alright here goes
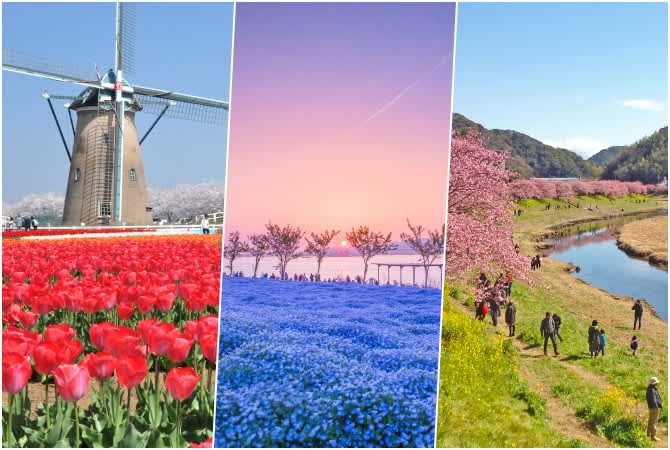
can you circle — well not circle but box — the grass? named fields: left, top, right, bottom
left=436, top=290, right=577, bottom=447
left=618, top=215, right=668, bottom=268
left=438, top=194, right=668, bottom=447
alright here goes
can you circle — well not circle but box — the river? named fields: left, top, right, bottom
left=546, top=213, right=668, bottom=320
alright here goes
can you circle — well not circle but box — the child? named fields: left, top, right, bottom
left=599, top=329, right=606, bottom=356
left=630, top=335, right=639, bottom=356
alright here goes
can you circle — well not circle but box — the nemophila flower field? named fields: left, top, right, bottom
left=215, top=277, right=441, bottom=447
left=2, top=235, right=221, bottom=448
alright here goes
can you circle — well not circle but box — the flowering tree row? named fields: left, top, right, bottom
left=224, top=221, right=444, bottom=287
left=446, top=133, right=529, bottom=282
left=510, top=179, right=667, bottom=201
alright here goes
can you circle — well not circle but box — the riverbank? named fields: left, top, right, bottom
left=514, top=195, right=668, bottom=446
left=617, top=215, right=668, bottom=270
left=438, top=194, right=668, bottom=447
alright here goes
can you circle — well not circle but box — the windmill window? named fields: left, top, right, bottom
left=74, top=168, right=81, bottom=182
left=129, top=168, right=137, bottom=181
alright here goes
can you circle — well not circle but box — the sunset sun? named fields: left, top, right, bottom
left=340, top=240, right=348, bottom=247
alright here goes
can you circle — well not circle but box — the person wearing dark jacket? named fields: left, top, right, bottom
left=505, top=300, right=517, bottom=337
left=490, top=300, right=501, bottom=327
left=646, top=377, right=663, bottom=441
left=633, top=300, right=644, bottom=330
left=540, top=312, right=559, bottom=356
left=552, top=313, right=563, bottom=342
left=588, top=320, right=600, bottom=358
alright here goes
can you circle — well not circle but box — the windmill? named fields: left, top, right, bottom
left=3, top=3, right=228, bottom=226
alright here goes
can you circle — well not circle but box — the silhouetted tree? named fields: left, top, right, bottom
left=265, top=223, right=304, bottom=279
left=400, top=219, right=444, bottom=287
left=346, top=226, right=397, bottom=282
left=224, top=231, right=249, bottom=275
left=248, top=233, right=270, bottom=278
left=304, top=229, right=339, bottom=278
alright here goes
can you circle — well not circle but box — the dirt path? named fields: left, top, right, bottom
left=453, top=298, right=669, bottom=447
left=517, top=356, right=612, bottom=448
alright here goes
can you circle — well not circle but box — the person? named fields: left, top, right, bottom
left=490, top=299, right=500, bottom=327
left=588, top=320, right=600, bottom=358
left=30, top=216, right=38, bottom=230
left=200, top=215, right=210, bottom=235
left=552, top=313, right=564, bottom=342
left=505, top=300, right=517, bottom=337
left=632, top=300, right=644, bottom=330
left=630, top=335, right=639, bottom=356
left=540, top=312, right=559, bottom=356
left=22, top=216, right=31, bottom=231
left=598, top=329, right=606, bottom=356
left=646, top=377, right=663, bottom=441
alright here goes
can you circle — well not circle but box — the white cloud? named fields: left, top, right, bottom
left=617, top=99, right=665, bottom=112
left=543, top=137, right=609, bottom=158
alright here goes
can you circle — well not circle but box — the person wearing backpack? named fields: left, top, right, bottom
left=588, top=320, right=600, bottom=358
left=552, top=313, right=563, bottom=342
left=630, top=335, right=639, bottom=356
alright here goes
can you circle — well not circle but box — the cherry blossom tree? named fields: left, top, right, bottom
left=447, top=132, right=529, bottom=282
left=224, top=231, right=249, bottom=276
left=346, top=226, right=397, bottom=283
left=265, top=223, right=304, bottom=279
left=400, top=220, right=444, bottom=288
left=248, top=234, right=270, bottom=278
left=149, top=181, right=225, bottom=222
left=304, top=229, right=339, bottom=278
left=3, top=192, right=64, bottom=218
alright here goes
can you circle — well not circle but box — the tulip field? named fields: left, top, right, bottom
left=2, top=234, right=221, bottom=447
left=215, top=277, right=441, bottom=447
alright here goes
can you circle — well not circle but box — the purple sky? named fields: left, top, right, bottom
left=226, top=3, right=456, bottom=238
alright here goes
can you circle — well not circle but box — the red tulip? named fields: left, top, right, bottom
left=156, top=292, right=175, bottom=312
left=30, top=295, right=53, bottom=316
left=117, top=302, right=134, bottom=320
left=104, top=327, right=139, bottom=357
left=114, top=352, right=148, bottom=388
left=165, top=367, right=199, bottom=401
left=89, top=322, right=115, bottom=350
left=136, top=295, right=156, bottom=314
left=167, top=332, right=194, bottom=364
left=2, top=353, right=32, bottom=394
left=97, top=293, right=117, bottom=314
left=199, top=333, right=217, bottom=363
left=44, top=323, right=75, bottom=342
left=147, top=323, right=176, bottom=356
left=197, top=316, right=218, bottom=342
left=18, top=310, right=37, bottom=329
left=33, top=341, right=64, bottom=375
left=81, top=352, right=115, bottom=380
left=62, top=339, right=84, bottom=364
left=189, top=437, right=213, bottom=448
left=53, top=364, right=89, bottom=402
left=137, top=319, right=158, bottom=344
left=183, top=320, right=198, bottom=341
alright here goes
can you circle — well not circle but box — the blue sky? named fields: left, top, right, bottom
left=454, top=2, right=668, bottom=158
left=2, top=2, right=233, bottom=202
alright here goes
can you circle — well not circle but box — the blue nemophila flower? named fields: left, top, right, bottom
left=215, top=278, right=440, bottom=447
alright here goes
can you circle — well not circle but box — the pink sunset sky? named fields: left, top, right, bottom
left=225, top=3, right=456, bottom=237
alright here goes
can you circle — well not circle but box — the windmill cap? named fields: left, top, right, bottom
left=650, top=377, right=660, bottom=385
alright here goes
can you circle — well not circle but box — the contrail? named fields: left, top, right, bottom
left=365, top=54, right=449, bottom=123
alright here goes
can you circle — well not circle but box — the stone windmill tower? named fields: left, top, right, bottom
left=3, top=3, right=228, bottom=226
